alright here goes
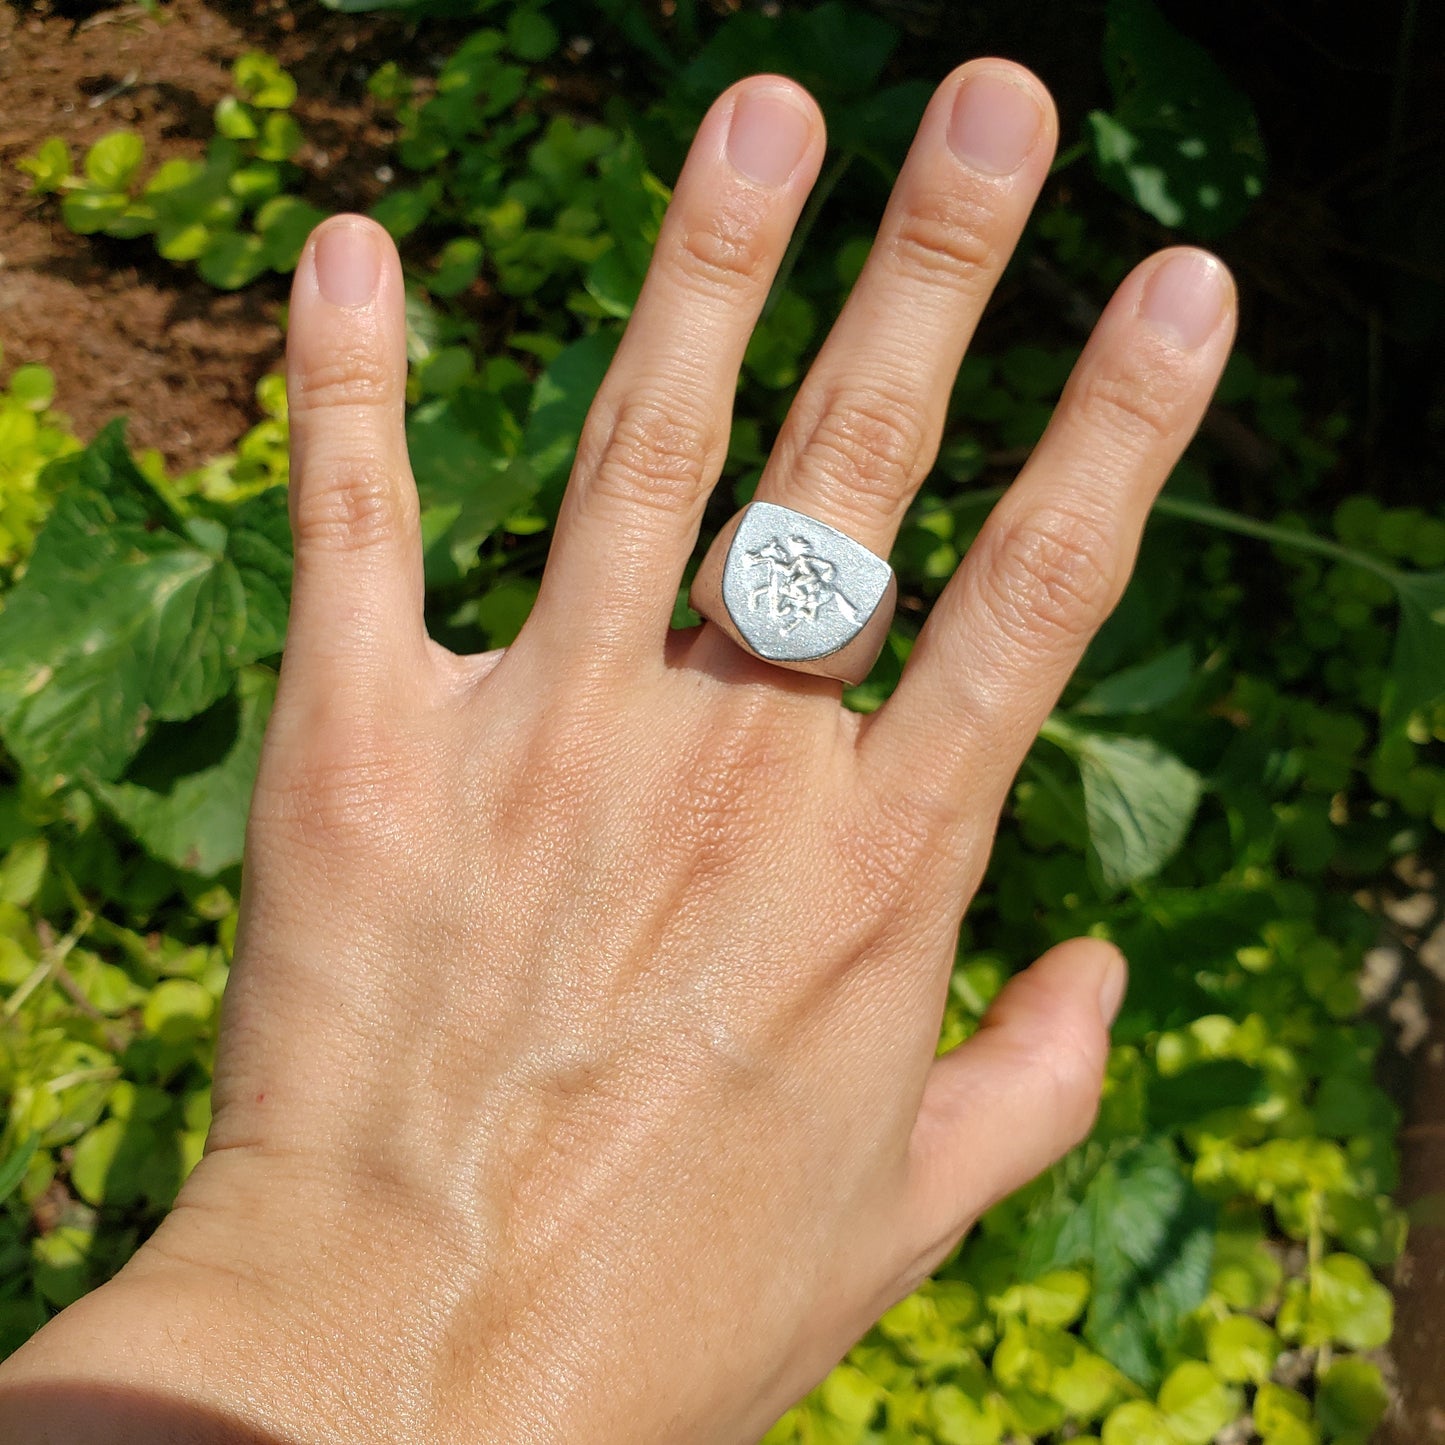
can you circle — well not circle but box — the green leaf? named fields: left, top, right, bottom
left=1030, top=1138, right=1215, bottom=1388
left=0, top=1135, right=39, bottom=1204
left=1254, top=1383, right=1318, bottom=1445
left=0, top=836, right=48, bottom=906
left=214, top=96, right=260, bottom=141
left=143, top=977, right=215, bottom=1042
left=1147, top=1059, right=1268, bottom=1128
left=83, top=130, right=145, bottom=191
left=1077, top=645, right=1193, bottom=715
left=930, top=1383, right=1005, bottom=1444
left=8, top=364, right=56, bottom=412
left=1089, top=0, right=1266, bottom=236
left=232, top=51, right=298, bottom=109
left=1205, top=1313, right=1280, bottom=1384
left=93, top=667, right=275, bottom=875
left=197, top=229, right=269, bottom=289
left=1384, top=568, right=1445, bottom=724
left=370, top=182, right=442, bottom=240
left=17, top=136, right=72, bottom=193
left=428, top=236, right=485, bottom=298
left=254, top=111, right=304, bottom=162
left=60, top=188, right=131, bottom=235
left=744, top=291, right=818, bottom=390
left=522, top=329, right=621, bottom=514
left=1101, top=1400, right=1174, bottom=1445
left=1043, top=718, right=1204, bottom=889
left=1309, top=1254, right=1393, bottom=1350
left=506, top=8, right=559, bottom=60
left=0, top=423, right=290, bottom=791
left=408, top=397, right=534, bottom=584
left=1316, top=1357, right=1389, bottom=1437
left=1157, top=1360, right=1242, bottom=1444
left=254, top=195, right=328, bottom=272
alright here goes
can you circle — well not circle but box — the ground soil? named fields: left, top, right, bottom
left=0, top=0, right=413, bottom=470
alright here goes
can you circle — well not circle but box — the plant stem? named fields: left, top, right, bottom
left=763, top=149, right=855, bottom=320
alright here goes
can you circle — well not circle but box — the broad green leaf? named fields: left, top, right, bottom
left=1157, top=1360, right=1242, bottom=1444
left=429, top=236, right=485, bottom=298
left=1205, top=1313, right=1279, bottom=1384
left=0, top=836, right=47, bottom=906
left=1090, top=0, right=1265, bottom=235
left=254, top=112, right=304, bottom=163
left=1316, top=1357, right=1388, bottom=1437
left=1147, top=1059, right=1267, bottom=1128
left=0, top=1135, right=38, bottom=1203
left=1253, top=1383, right=1318, bottom=1445
left=213, top=96, right=259, bottom=140
left=254, top=195, right=328, bottom=272
left=370, top=182, right=442, bottom=240
left=1309, top=1254, right=1393, bottom=1349
left=522, top=329, right=621, bottom=513
left=929, top=1384, right=1004, bottom=1445
left=506, top=8, right=558, bottom=60
left=83, top=130, right=145, bottom=191
left=1043, top=718, right=1204, bottom=889
left=197, top=229, right=269, bottom=289
left=143, top=978, right=214, bottom=1042
left=1101, top=1400, right=1173, bottom=1445
left=6, top=364, right=54, bottom=412
left=93, top=667, right=275, bottom=875
left=17, top=136, right=71, bottom=193
left=1033, top=1138, right=1215, bottom=1388
left=408, top=397, right=533, bottom=585
left=1384, top=568, right=1445, bottom=724
left=1076, top=645, right=1193, bottom=715
left=0, top=422, right=290, bottom=790
left=60, top=188, right=130, bottom=235
left=232, top=51, right=298, bottom=109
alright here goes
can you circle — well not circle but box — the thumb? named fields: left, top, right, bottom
left=897, top=938, right=1125, bottom=1284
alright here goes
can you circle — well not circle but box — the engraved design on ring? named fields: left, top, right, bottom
left=689, top=501, right=898, bottom=685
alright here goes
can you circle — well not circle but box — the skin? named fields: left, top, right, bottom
left=0, top=62, right=1235, bottom=1445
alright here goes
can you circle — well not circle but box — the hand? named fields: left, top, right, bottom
left=0, top=60, right=1234, bottom=1445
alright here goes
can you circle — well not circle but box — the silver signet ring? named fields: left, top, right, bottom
left=689, top=502, right=897, bottom=686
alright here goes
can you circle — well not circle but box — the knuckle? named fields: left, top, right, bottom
left=290, top=342, right=397, bottom=414
left=833, top=777, right=956, bottom=922
left=887, top=190, right=999, bottom=290
left=976, top=502, right=1122, bottom=649
left=670, top=197, right=774, bottom=294
left=584, top=392, right=721, bottom=519
left=290, top=453, right=414, bottom=554
left=795, top=386, right=930, bottom=518
left=1072, top=366, right=1179, bottom=455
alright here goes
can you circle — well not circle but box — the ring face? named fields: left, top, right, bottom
left=720, top=502, right=894, bottom=665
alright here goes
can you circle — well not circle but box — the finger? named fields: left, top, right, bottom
left=751, top=61, right=1055, bottom=556
left=526, top=78, right=825, bottom=668
left=864, top=247, right=1236, bottom=812
left=284, top=215, right=425, bottom=693
left=896, top=939, right=1123, bottom=1281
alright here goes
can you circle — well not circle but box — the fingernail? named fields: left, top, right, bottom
left=948, top=71, right=1043, bottom=176
left=1140, top=251, right=1229, bottom=350
left=1098, top=951, right=1128, bottom=1028
left=314, top=221, right=382, bottom=308
left=727, top=88, right=812, bottom=188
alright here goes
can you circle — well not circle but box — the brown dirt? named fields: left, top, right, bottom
left=1378, top=865, right=1445, bottom=1444
left=0, top=0, right=415, bottom=472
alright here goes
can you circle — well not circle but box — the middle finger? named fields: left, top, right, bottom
left=751, top=60, right=1056, bottom=555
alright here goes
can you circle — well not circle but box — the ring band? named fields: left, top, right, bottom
left=689, top=501, right=897, bottom=685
